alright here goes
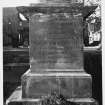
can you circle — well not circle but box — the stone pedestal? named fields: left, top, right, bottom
left=6, top=0, right=98, bottom=105
left=6, top=87, right=98, bottom=105
left=22, top=70, right=92, bottom=99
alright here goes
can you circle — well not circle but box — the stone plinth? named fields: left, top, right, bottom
left=19, top=1, right=96, bottom=99
left=6, top=87, right=98, bottom=105
left=22, top=70, right=92, bottom=98
left=6, top=1, right=98, bottom=105
left=20, top=2, right=90, bottom=98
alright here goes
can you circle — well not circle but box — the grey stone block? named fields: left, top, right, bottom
left=15, top=2, right=98, bottom=105
left=6, top=87, right=98, bottom=105
left=29, top=12, right=84, bottom=72
left=21, top=70, right=92, bottom=98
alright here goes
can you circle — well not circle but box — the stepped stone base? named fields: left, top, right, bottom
left=6, top=87, right=98, bottom=105
left=22, top=70, right=92, bottom=98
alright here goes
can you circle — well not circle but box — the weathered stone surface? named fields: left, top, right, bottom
left=30, top=13, right=83, bottom=72
left=21, top=70, right=92, bottom=98
left=15, top=2, right=98, bottom=105
left=6, top=87, right=98, bottom=105
left=17, top=3, right=83, bottom=16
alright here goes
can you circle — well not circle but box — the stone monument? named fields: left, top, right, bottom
left=6, top=0, right=98, bottom=105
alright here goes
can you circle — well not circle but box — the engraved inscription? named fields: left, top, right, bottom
left=30, top=13, right=83, bottom=71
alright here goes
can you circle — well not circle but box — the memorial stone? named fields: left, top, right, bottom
left=19, top=1, right=93, bottom=98
left=6, top=0, right=98, bottom=105
left=30, top=9, right=84, bottom=72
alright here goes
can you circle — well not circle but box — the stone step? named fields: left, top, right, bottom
left=21, top=70, right=92, bottom=98
left=6, top=87, right=98, bottom=105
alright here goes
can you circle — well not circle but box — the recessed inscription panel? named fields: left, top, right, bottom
left=30, top=13, right=83, bottom=71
